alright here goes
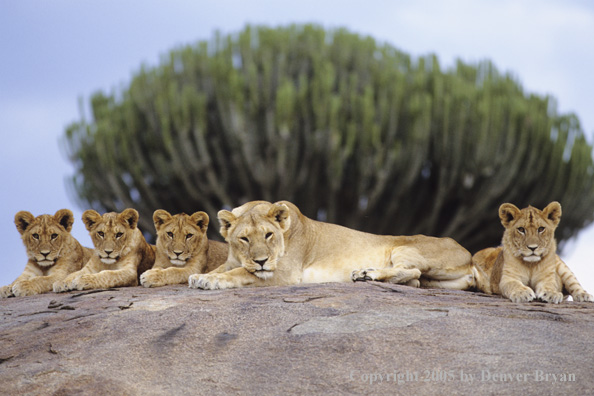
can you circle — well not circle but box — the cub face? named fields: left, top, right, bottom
left=82, top=208, right=139, bottom=265
left=499, top=201, right=561, bottom=263
left=218, top=203, right=291, bottom=279
left=153, top=210, right=209, bottom=266
left=15, top=209, right=75, bottom=267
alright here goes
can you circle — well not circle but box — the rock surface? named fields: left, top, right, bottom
left=1, top=282, right=593, bottom=395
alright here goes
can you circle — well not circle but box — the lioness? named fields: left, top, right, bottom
left=53, top=208, right=155, bottom=292
left=140, top=210, right=228, bottom=287
left=1, top=209, right=93, bottom=297
left=472, top=202, right=592, bottom=303
left=189, top=200, right=475, bottom=290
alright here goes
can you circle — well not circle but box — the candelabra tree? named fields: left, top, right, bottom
left=63, top=24, right=594, bottom=252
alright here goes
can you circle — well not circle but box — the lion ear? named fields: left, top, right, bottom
left=153, top=209, right=172, bottom=231
left=218, top=210, right=237, bottom=239
left=268, top=203, right=291, bottom=232
left=14, top=211, right=35, bottom=235
left=119, top=208, right=139, bottom=229
left=543, top=201, right=562, bottom=227
left=82, top=210, right=102, bottom=231
left=191, top=211, right=209, bottom=233
left=499, top=203, right=521, bottom=228
left=54, top=209, right=74, bottom=233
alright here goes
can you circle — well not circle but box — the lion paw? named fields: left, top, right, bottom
left=71, top=275, right=97, bottom=291
left=12, top=280, right=43, bottom=297
left=507, top=287, right=536, bottom=303
left=351, top=268, right=377, bottom=282
left=537, top=290, right=564, bottom=304
left=405, top=279, right=421, bottom=288
left=189, top=274, right=233, bottom=290
left=140, top=269, right=166, bottom=288
left=572, top=291, right=594, bottom=302
left=0, top=285, right=14, bottom=298
left=53, top=279, right=74, bottom=293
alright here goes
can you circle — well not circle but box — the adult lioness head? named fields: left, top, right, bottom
left=153, top=209, right=209, bottom=266
left=82, top=208, right=140, bottom=265
left=15, top=209, right=75, bottom=267
left=218, top=202, right=291, bottom=279
left=499, top=201, right=561, bottom=263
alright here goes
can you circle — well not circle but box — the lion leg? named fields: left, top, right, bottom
left=500, top=276, right=535, bottom=303
left=351, top=267, right=422, bottom=284
left=189, top=266, right=262, bottom=290
left=555, top=257, right=593, bottom=302
left=0, top=284, right=14, bottom=298
left=532, top=270, right=563, bottom=304
left=417, top=264, right=476, bottom=290
left=419, top=276, right=474, bottom=290
left=53, top=263, right=95, bottom=292
left=352, top=246, right=428, bottom=284
left=12, top=276, right=55, bottom=297
left=140, top=266, right=195, bottom=288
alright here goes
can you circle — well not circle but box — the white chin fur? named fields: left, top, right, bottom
left=101, top=258, right=117, bottom=265
left=523, top=255, right=541, bottom=263
left=37, top=260, right=55, bottom=266
left=170, top=259, right=186, bottom=266
left=254, top=270, right=274, bottom=280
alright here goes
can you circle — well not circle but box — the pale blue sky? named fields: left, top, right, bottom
left=1, top=0, right=593, bottom=292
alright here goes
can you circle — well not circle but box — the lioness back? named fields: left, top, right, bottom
left=472, top=202, right=592, bottom=303
left=1, top=209, right=92, bottom=298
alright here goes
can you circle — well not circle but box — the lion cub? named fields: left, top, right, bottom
left=472, top=202, right=592, bottom=303
left=1, top=209, right=93, bottom=297
left=53, top=208, right=155, bottom=292
left=139, top=210, right=228, bottom=287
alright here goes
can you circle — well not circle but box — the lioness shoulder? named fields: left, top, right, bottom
left=1, top=209, right=93, bottom=298
left=472, top=202, right=592, bottom=303
left=53, top=208, right=155, bottom=292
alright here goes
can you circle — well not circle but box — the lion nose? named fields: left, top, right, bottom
left=173, top=250, right=183, bottom=258
left=104, top=248, right=113, bottom=255
left=40, top=250, right=50, bottom=257
left=527, top=245, right=538, bottom=252
left=254, top=258, right=268, bottom=267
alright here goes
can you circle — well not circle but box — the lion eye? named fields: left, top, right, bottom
left=240, top=237, right=249, bottom=243
left=538, top=227, right=545, bottom=233
left=167, top=232, right=174, bottom=238
left=517, top=227, right=525, bottom=235
left=32, top=233, right=40, bottom=240
left=115, top=232, right=124, bottom=239
left=51, top=233, right=58, bottom=240
left=186, top=233, right=193, bottom=240
left=97, top=231, right=104, bottom=238
left=265, top=232, right=273, bottom=239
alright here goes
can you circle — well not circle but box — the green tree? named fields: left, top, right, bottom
left=63, top=24, right=594, bottom=252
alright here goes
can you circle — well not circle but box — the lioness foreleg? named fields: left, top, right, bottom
left=189, top=267, right=262, bottom=290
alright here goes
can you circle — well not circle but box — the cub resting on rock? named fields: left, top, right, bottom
left=1, top=209, right=93, bottom=297
left=53, top=209, right=155, bottom=292
left=189, top=200, right=475, bottom=290
left=472, top=202, right=592, bottom=303
left=140, top=210, right=228, bottom=287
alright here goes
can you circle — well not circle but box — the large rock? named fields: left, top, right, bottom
left=1, top=282, right=592, bottom=395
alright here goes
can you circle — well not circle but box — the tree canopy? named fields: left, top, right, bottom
left=63, top=24, right=594, bottom=252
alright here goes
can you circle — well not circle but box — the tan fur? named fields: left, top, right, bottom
left=472, top=202, right=593, bottom=303
left=189, top=200, right=474, bottom=290
left=1, top=210, right=93, bottom=298
left=53, top=209, right=156, bottom=292
left=139, top=210, right=228, bottom=287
